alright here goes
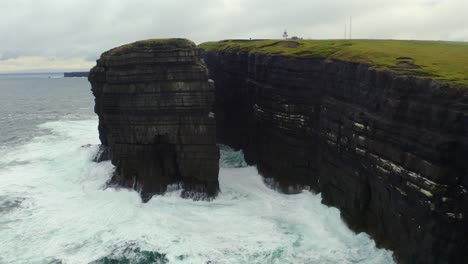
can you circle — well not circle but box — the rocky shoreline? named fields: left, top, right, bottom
left=87, top=38, right=466, bottom=264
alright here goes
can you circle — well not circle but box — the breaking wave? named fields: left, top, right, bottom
left=0, top=119, right=395, bottom=264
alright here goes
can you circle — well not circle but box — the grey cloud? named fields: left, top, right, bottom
left=0, top=0, right=466, bottom=67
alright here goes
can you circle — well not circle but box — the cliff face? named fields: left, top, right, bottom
left=202, top=51, right=467, bottom=264
left=88, top=39, right=219, bottom=202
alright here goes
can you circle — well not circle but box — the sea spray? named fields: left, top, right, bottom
left=0, top=119, right=395, bottom=264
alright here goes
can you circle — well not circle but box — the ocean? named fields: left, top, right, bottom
left=0, top=73, right=395, bottom=264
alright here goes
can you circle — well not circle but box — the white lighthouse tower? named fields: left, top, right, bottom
left=282, top=29, right=288, bottom=40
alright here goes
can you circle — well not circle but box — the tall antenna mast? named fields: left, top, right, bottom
left=349, top=16, right=352, bottom=39
left=344, top=24, right=347, bottom=39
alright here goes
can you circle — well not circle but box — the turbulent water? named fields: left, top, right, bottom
left=0, top=74, right=395, bottom=264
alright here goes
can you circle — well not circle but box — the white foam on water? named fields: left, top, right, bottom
left=0, top=119, right=395, bottom=264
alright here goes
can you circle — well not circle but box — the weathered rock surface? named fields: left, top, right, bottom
left=89, top=39, right=219, bottom=202
left=202, top=50, right=467, bottom=264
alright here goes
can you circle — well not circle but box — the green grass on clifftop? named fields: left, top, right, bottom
left=199, top=39, right=468, bottom=86
left=101, top=38, right=195, bottom=59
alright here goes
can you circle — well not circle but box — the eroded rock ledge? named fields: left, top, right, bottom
left=89, top=39, right=219, bottom=202
left=201, top=50, right=467, bottom=264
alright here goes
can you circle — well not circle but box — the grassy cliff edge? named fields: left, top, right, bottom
left=199, top=39, right=468, bottom=86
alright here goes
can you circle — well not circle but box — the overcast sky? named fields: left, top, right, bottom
left=1, top=0, right=467, bottom=72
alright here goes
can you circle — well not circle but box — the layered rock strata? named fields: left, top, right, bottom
left=89, top=39, right=219, bottom=202
left=202, top=50, right=467, bottom=264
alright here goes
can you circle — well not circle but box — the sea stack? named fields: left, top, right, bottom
left=88, top=38, right=219, bottom=202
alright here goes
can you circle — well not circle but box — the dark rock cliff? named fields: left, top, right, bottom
left=202, top=50, right=467, bottom=264
left=88, top=39, right=219, bottom=202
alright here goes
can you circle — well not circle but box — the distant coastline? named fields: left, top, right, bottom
left=64, top=71, right=89, bottom=77
left=0, top=72, right=63, bottom=79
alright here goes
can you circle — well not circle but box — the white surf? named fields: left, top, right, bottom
left=0, top=119, right=395, bottom=264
